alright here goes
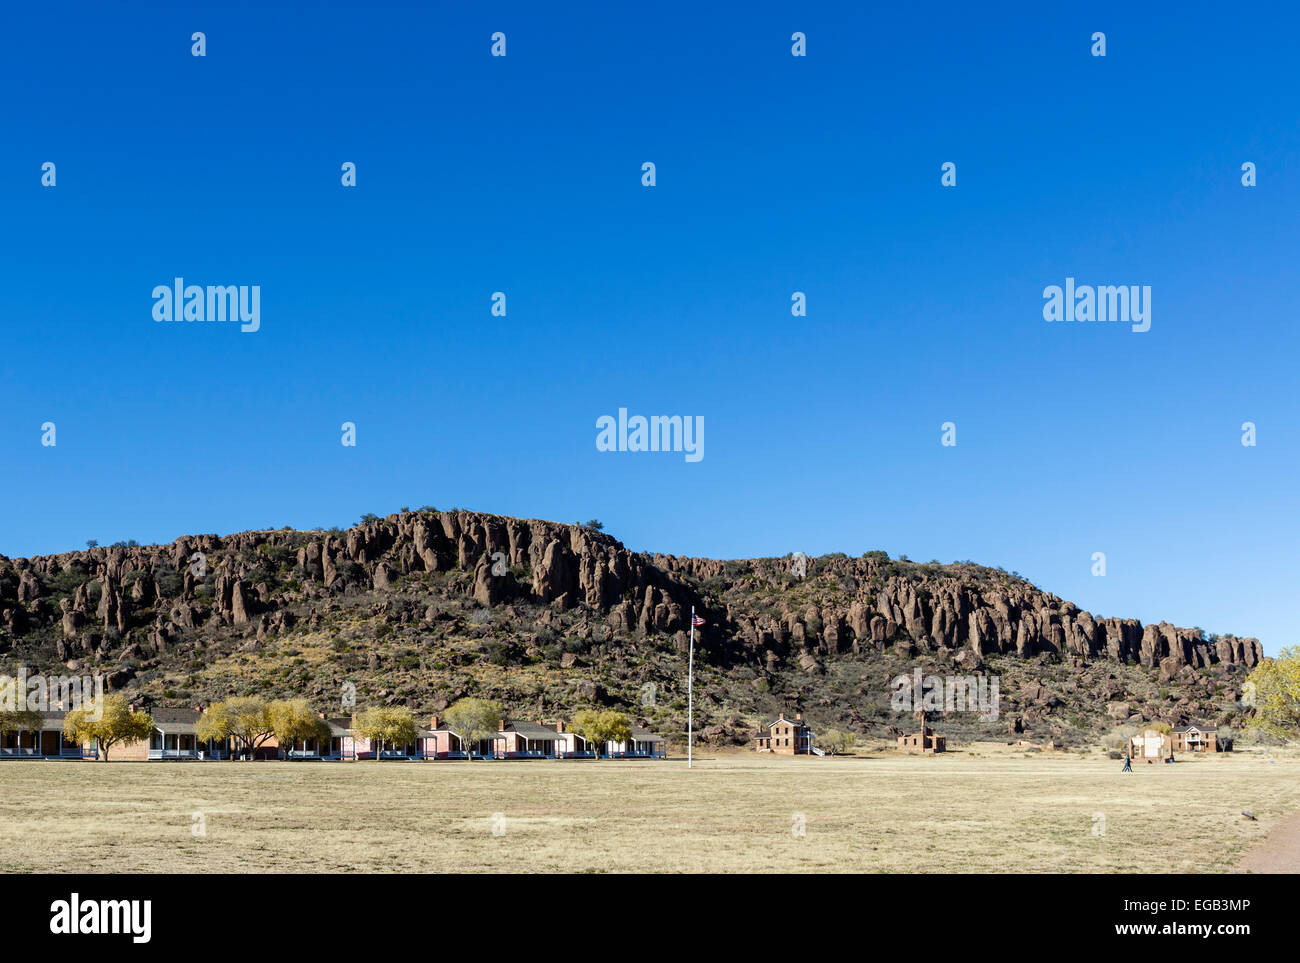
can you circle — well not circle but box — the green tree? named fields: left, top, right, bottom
left=569, top=709, right=631, bottom=759
left=268, top=699, right=331, bottom=758
left=1246, top=645, right=1300, bottom=741
left=352, top=706, right=417, bottom=757
left=444, top=698, right=502, bottom=760
left=63, top=695, right=153, bottom=762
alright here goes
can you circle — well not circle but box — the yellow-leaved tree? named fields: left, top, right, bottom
left=196, top=696, right=276, bottom=760
left=352, top=706, right=417, bottom=757
left=569, top=708, right=631, bottom=759
left=819, top=729, right=855, bottom=755
left=444, top=698, right=502, bottom=760
left=1246, top=646, right=1300, bottom=741
left=449, top=696, right=504, bottom=758
left=63, top=694, right=153, bottom=762
left=268, top=699, right=331, bottom=757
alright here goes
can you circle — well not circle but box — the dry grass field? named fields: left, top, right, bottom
left=1, top=745, right=1296, bottom=873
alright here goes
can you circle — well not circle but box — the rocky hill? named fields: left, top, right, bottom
left=0, top=510, right=1263, bottom=746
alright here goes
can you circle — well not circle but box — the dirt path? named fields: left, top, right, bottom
left=1237, top=813, right=1300, bottom=873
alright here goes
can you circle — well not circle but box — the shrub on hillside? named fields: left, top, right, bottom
left=1102, top=726, right=1132, bottom=750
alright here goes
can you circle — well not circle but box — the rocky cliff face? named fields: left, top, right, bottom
left=0, top=510, right=1262, bottom=739
left=0, top=511, right=696, bottom=671
left=674, top=555, right=1263, bottom=677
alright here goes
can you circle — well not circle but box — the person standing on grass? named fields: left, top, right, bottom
left=1121, top=753, right=1132, bottom=772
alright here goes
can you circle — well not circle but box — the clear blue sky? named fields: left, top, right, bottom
left=1, top=2, right=1296, bottom=654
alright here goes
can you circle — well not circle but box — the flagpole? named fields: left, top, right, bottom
left=688, top=605, right=695, bottom=769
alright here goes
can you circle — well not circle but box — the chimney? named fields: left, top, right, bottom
left=499, top=718, right=508, bottom=732
left=795, top=712, right=802, bottom=721
left=555, top=720, right=565, bottom=733
left=430, top=715, right=440, bottom=730
left=318, top=711, right=327, bottom=720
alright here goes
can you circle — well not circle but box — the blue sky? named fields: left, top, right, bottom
left=1, top=2, right=1296, bottom=654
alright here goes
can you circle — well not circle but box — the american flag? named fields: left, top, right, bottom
left=691, top=614, right=706, bottom=626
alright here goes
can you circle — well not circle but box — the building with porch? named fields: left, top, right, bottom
left=754, top=712, right=815, bottom=754
left=421, top=716, right=497, bottom=759
left=151, top=708, right=206, bottom=760
left=1, top=700, right=676, bottom=765
left=106, top=707, right=221, bottom=760
left=497, top=719, right=559, bottom=758
left=553, top=720, right=596, bottom=758
left=424, top=717, right=466, bottom=759
left=352, top=732, right=419, bottom=760
left=0, top=711, right=96, bottom=760
left=413, top=724, right=440, bottom=760
left=282, top=717, right=356, bottom=760
left=607, top=726, right=666, bottom=758
left=1170, top=723, right=1229, bottom=753
left=3, top=705, right=232, bottom=762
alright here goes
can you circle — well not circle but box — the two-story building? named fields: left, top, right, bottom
left=754, top=712, right=816, bottom=754
left=1170, top=723, right=1229, bottom=753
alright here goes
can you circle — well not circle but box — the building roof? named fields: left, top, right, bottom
left=152, top=707, right=202, bottom=723
left=1172, top=724, right=1216, bottom=734
left=152, top=707, right=202, bottom=735
left=502, top=720, right=560, bottom=740
left=629, top=726, right=663, bottom=742
left=767, top=715, right=812, bottom=731
left=323, top=718, right=352, bottom=737
left=154, top=721, right=199, bottom=735
left=429, top=724, right=500, bottom=742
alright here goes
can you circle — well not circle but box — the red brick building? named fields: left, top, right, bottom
left=1170, top=723, right=1229, bottom=753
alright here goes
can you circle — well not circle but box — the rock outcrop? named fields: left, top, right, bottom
left=0, top=510, right=1263, bottom=692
